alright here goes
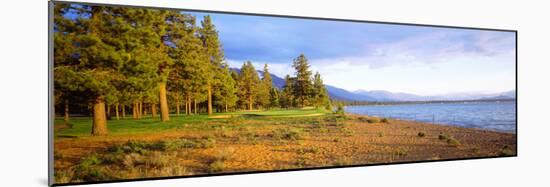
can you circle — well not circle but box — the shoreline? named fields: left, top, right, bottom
left=344, top=104, right=516, bottom=134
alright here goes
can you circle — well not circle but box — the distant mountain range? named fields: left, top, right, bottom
left=229, top=68, right=516, bottom=102
left=353, top=89, right=516, bottom=101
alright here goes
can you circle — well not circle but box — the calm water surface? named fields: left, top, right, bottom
left=345, top=101, right=516, bottom=133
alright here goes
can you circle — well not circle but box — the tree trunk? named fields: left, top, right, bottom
left=91, top=96, right=108, bottom=136
left=132, top=102, right=137, bottom=119
left=138, top=101, right=143, bottom=119
left=186, top=96, right=190, bottom=115
left=64, top=99, right=69, bottom=125
left=194, top=99, right=197, bottom=115
left=106, top=104, right=111, bottom=120
left=207, top=84, right=213, bottom=115
left=159, top=82, right=170, bottom=121
left=225, top=103, right=228, bottom=113
left=176, top=98, right=180, bottom=116
left=115, top=103, right=120, bottom=120
left=248, top=95, right=253, bottom=110
left=144, top=103, right=148, bottom=116
left=122, top=104, right=126, bottom=118
left=151, top=103, right=157, bottom=118
left=188, top=97, right=191, bottom=115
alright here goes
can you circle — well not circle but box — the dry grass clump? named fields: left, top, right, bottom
left=499, top=145, right=515, bottom=156
left=270, top=128, right=306, bottom=141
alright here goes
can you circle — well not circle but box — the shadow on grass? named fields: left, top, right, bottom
left=56, top=135, right=79, bottom=139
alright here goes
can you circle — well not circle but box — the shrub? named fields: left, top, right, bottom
left=499, top=146, right=515, bottom=156
left=208, top=160, right=225, bottom=173
left=377, top=132, right=384, bottom=137
left=342, top=128, right=355, bottom=136
left=295, top=156, right=308, bottom=167
left=395, top=149, right=408, bottom=156
left=214, top=147, right=235, bottom=161
left=145, top=151, right=171, bottom=167
left=297, top=147, right=321, bottom=154
left=122, top=153, right=144, bottom=168
left=270, top=128, right=305, bottom=141
left=73, top=155, right=107, bottom=181
left=367, top=118, right=380, bottom=123
left=198, top=137, right=216, bottom=148
left=438, top=134, right=448, bottom=140
left=381, top=118, right=389, bottom=123
left=333, top=138, right=340, bottom=142
left=446, top=137, right=461, bottom=146
left=54, top=170, right=73, bottom=184
left=417, top=132, right=426, bottom=137
left=335, top=103, right=345, bottom=116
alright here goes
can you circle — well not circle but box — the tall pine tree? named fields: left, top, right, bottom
left=312, top=72, right=331, bottom=110
left=257, top=64, right=272, bottom=109
left=198, top=15, right=224, bottom=115
left=237, top=61, right=261, bottom=110
left=292, top=54, right=314, bottom=107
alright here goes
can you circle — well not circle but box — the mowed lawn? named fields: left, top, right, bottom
left=54, top=108, right=330, bottom=137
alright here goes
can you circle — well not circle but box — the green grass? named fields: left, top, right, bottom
left=213, top=108, right=329, bottom=118
left=55, top=108, right=330, bottom=138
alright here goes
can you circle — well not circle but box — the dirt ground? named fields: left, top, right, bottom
left=53, top=114, right=516, bottom=183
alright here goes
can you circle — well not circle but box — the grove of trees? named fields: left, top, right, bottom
left=54, top=4, right=331, bottom=136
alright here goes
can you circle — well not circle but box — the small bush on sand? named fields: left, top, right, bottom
left=198, top=137, right=216, bottom=148
left=145, top=151, right=171, bottom=167
left=73, top=155, right=107, bottom=181
left=214, top=147, right=235, bottom=161
left=366, top=118, right=380, bottom=123
left=378, top=132, right=384, bottom=137
left=209, top=160, right=225, bottom=173
left=381, top=118, right=389, bottom=123
left=335, top=103, right=345, bottom=116
left=295, top=156, right=308, bottom=167
left=297, top=147, right=321, bottom=154
left=342, top=128, right=355, bottom=136
left=417, top=132, right=426, bottom=137
left=499, top=145, right=515, bottom=156
left=446, top=137, right=461, bottom=146
left=395, top=149, right=408, bottom=156
left=270, top=128, right=305, bottom=141
left=438, top=134, right=448, bottom=140
left=318, top=127, right=329, bottom=133
left=335, top=117, right=347, bottom=127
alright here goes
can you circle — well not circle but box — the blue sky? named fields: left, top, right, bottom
left=190, top=11, right=516, bottom=96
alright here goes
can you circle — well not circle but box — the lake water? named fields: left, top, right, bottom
left=345, top=101, right=516, bottom=133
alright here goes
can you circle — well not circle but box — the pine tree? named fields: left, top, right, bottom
left=54, top=5, right=131, bottom=135
left=168, top=13, right=208, bottom=115
left=214, top=66, right=238, bottom=112
left=198, top=15, right=224, bottom=115
left=281, top=75, right=296, bottom=108
left=237, top=61, right=261, bottom=110
left=257, top=64, right=272, bottom=109
left=313, top=72, right=331, bottom=110
left=270, top=87, right=281, bottom=108
left=292, top=54, right=314, bottom=107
